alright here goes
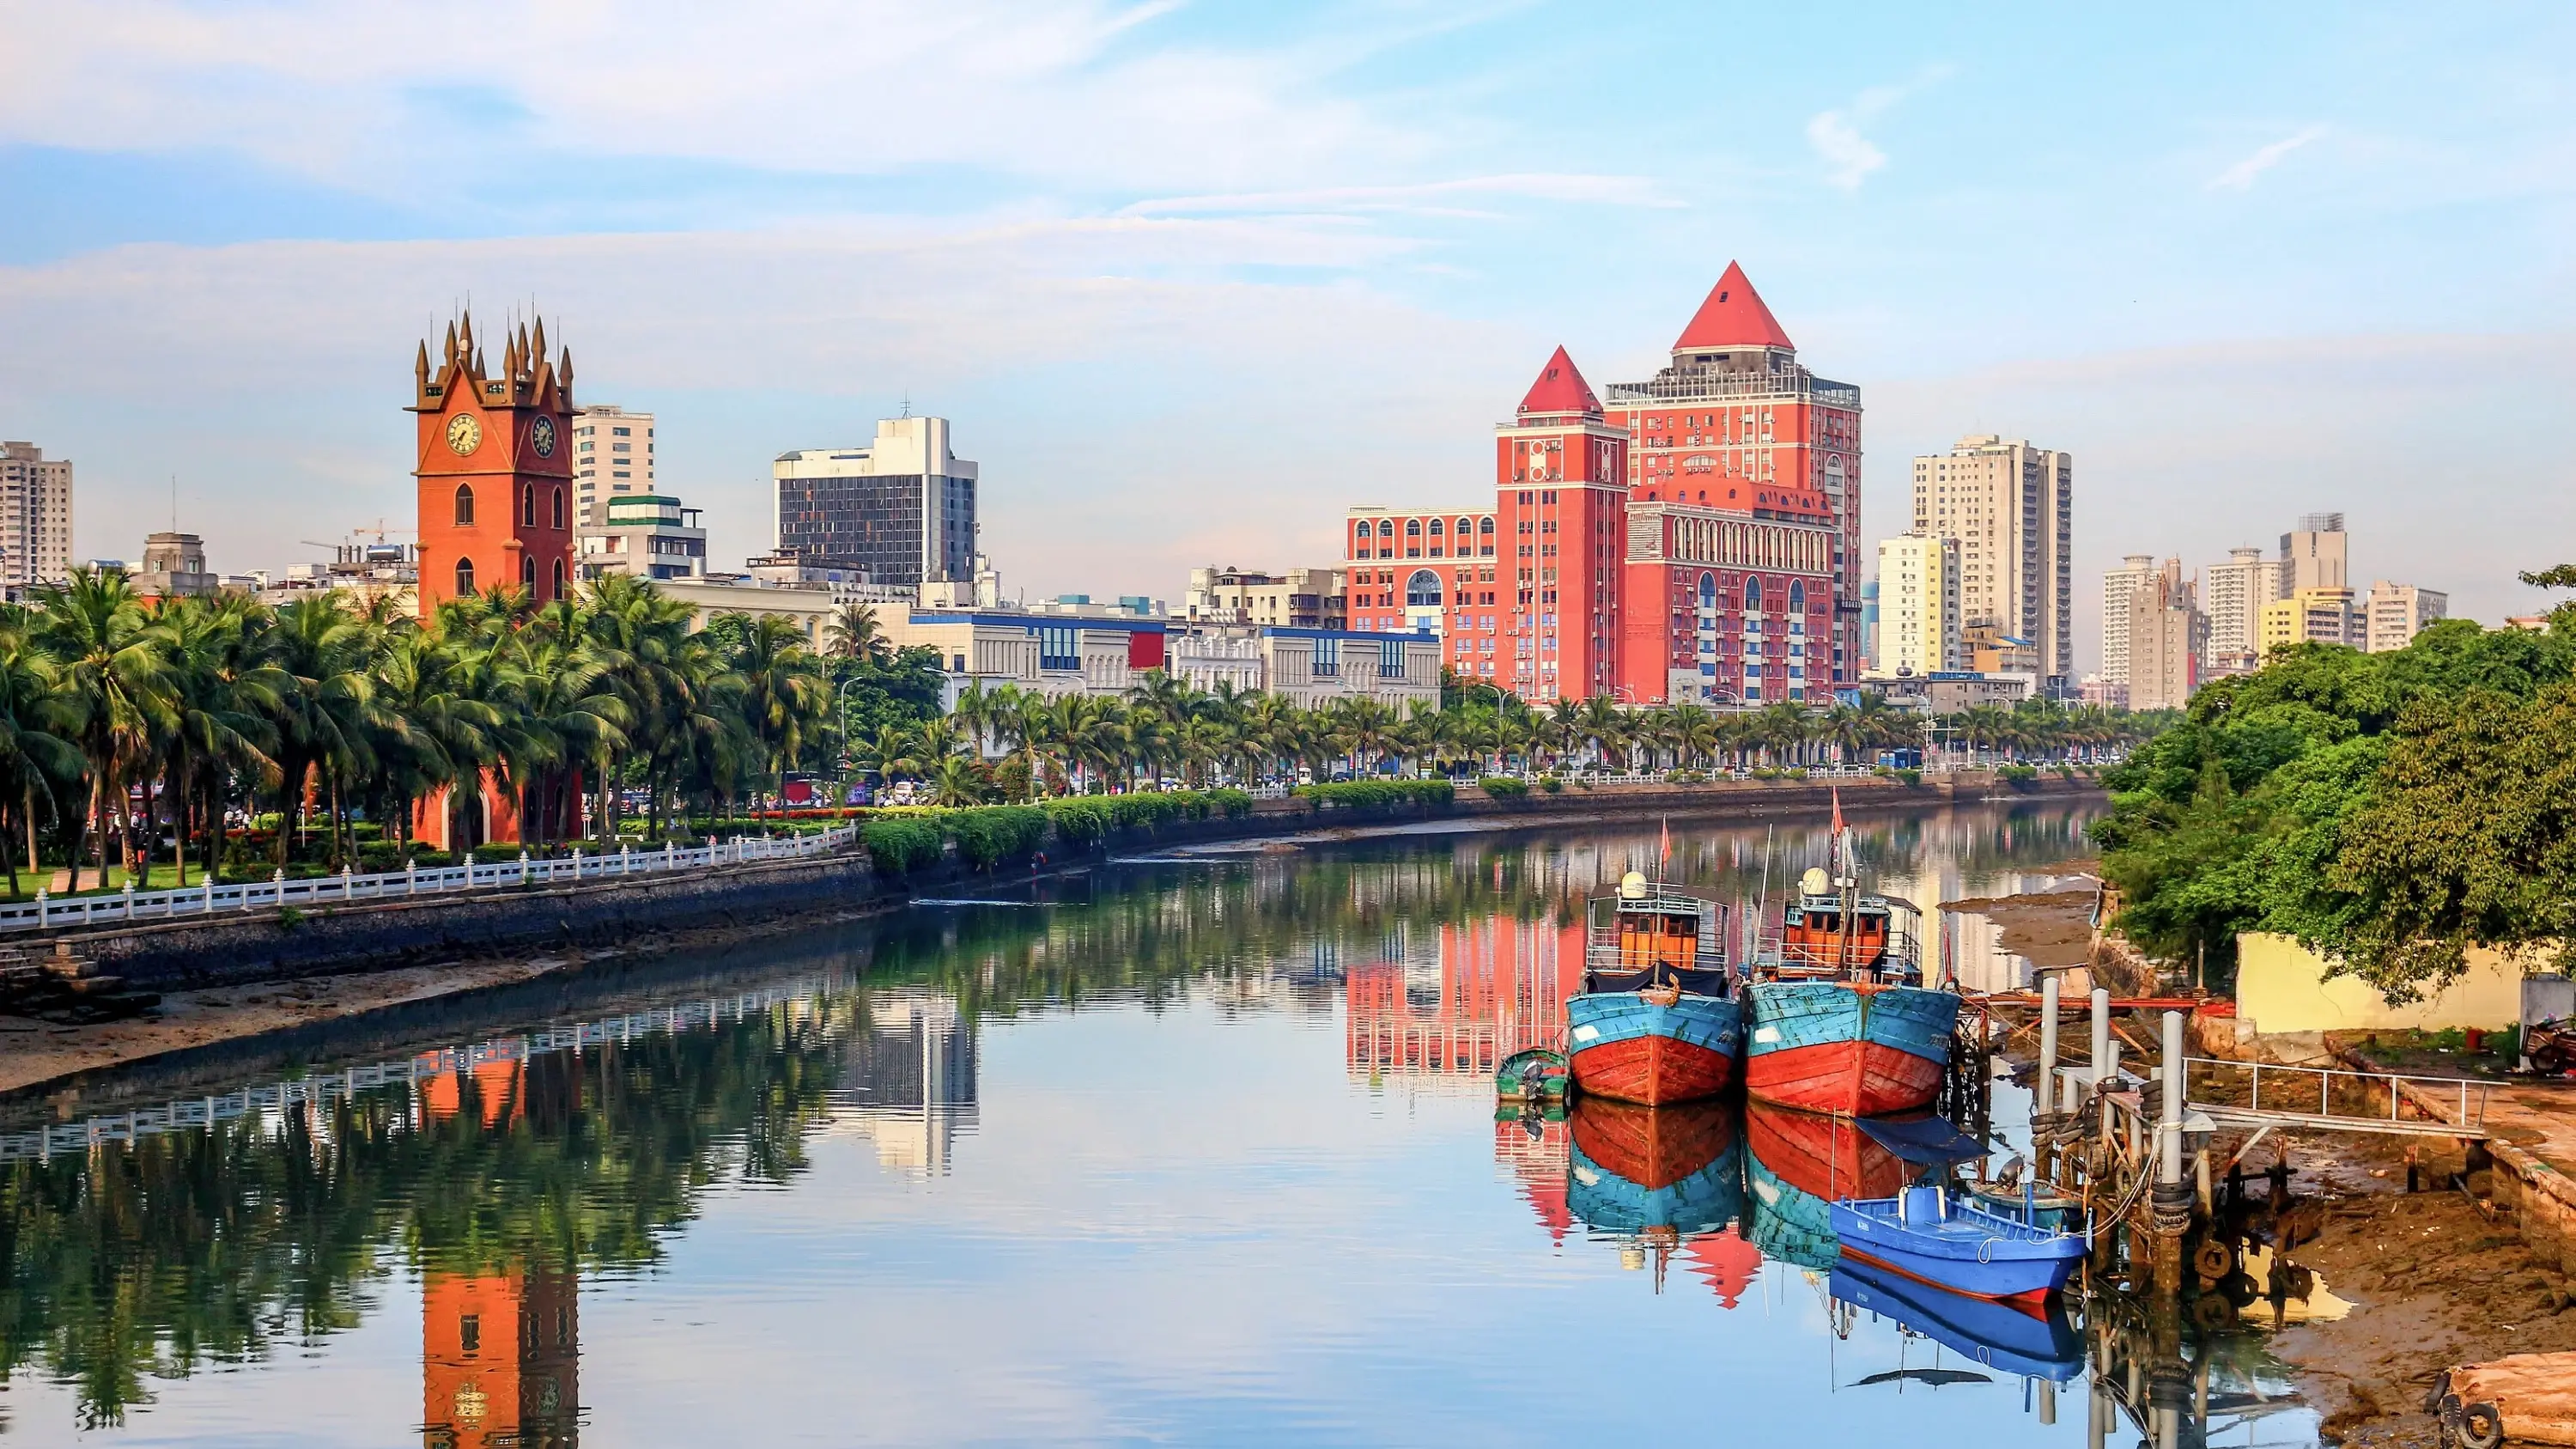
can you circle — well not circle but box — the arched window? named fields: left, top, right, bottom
left=454, top=557, right=475, bottom=595
left=1699, top=572, right=1717, bottom=606
left=552, top=557, right=568, bottom=600
left=1744, top=577, right=1763, bottom=610
left=1480, top=517, right=1495, bottom=534
left=521, top=553, right=538, bottom=592
left=1376, top=520, right=1394, bottom=538
left=1426, top=518, right=1444, bottom=535
left=1405, top=519, right=1422, bottom=536
left=1455, top=517, right=1473, bottom=535
left=551, top=487, right=566, bottom=530
left=521, top=485, right=538, bottom=527
left=453, top=484, right=476, bottom=525
left=1789, top=580, right=1806, bottom=611
left=1405, top=569, right=1443, bottom=607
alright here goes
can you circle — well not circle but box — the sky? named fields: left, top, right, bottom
left=3, top=0, right=2573, bottom=670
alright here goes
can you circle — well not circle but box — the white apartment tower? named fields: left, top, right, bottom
left=2099, top=553, right=2160, bottom=686
left=1911, top=435, right=2073, bottom=690
left=2202, top=545, right=2290, bottom=675
left=1874, top=533, right=1960, bottom=677
left=0, top=442, right=74, bottom=591
left=571, top=405, right=656, bottom=528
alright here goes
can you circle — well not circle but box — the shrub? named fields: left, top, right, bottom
left=471, top=843, right=528, bottom=865
left=1291, top=779, right=1455, bottom=810
left=2056, top=764, right=2077, bottom=781
left=861, top=818, right=945, bottom=874
left=945, top=806, right=1050, bottom=870
left=1998, top=764, right=2038, bottom=784
left=1664, top=769, right=1708, bottom=784
left=1203, top=788, right=1254, bottom=819
left=1897, top=768, right=1923, bottom=787
left=408, top=850, right=455, bottom=868
left=1538, top=776, right=1564, bottom=795
left=1478, top=776, right=1530, bottom=800
left=1044, top=797, right=1115, bottom=848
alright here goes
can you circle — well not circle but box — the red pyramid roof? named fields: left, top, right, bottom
left=1517, top=345, right=1600, bottom=417
left=1674, top=261, right=1794, bottom=352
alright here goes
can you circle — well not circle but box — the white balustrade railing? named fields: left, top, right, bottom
left=1, top=822, right=861, bottom=936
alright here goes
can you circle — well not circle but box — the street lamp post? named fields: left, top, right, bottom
left=835, top=676, right=866, bottom=803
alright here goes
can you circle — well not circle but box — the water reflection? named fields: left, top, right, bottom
left=0, top=801, right=2334, bottom=1446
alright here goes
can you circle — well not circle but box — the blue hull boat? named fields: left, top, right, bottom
left=1830, top=1257, right=2084, bottom=1382
left=1830, top=1185, right=2086, bottom=1304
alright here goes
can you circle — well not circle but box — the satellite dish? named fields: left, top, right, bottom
left=1801, top=867, right=1831, bottom=897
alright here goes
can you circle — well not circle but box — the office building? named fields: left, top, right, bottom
left=1341, top=271, right=1847, bottom=706
left=2364, top=581, right=2446, bottom=654
left=2282, top=512, right=2348, bottom=594
left=135, top=532, right=217, bottom=599
left=1912, top=435, right=2073, bottom=689
left=2100, top=554, right=2160, bottom=686
left=775, top=416, right=978, bottom=591
left=1859, top=578, right=1880, bottom=671
left=576, top=493, right=708, bottom=581
left=2127, top=561, right=2203, bottom=711
left=2259, top=587, right=2361, bottom=651
left=569, top=404, right=654, bottom=528
left=1962, top=624, right=2038, bottom=677
left=0, top=441, right=74, bottom=592
left=2202, top=545, right=2289, bottom=675
left=1874, top=533, right=1960, bottom=677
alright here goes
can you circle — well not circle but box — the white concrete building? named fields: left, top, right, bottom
left=1911, top=435, right=2073, bottom=689
left=2202, top=545, right=2289, bottom=676
left=577, top=493, right=708, bottom=581
left=1874, top=533, right=1960, bottom=677
left=2364, top=580, right=2447, bottom=654
left=570, top=405, right=654, bottom=529
left=2099, top=554, right=2160, bottom=686
left=0, top=441, right=73, bottom=593
left=2282, top=512, right=2348, bottom=594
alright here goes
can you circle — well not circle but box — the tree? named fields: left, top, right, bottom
left=31, top=569, right=171, bottom=889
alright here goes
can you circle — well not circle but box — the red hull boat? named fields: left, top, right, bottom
left=1740, top=1033, right=1947, bottom=1118
left=1568, top=1097, right=1738, bottom=1191
left=1744, top=1100, right=1912, bottom=1204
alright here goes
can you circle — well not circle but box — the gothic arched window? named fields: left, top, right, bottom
left=454, top=557, right=475, bottom=595
left=453, top=484, right=475, bottom=526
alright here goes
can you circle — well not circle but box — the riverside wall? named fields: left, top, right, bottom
left=33, top=771, right=2103, bottom=993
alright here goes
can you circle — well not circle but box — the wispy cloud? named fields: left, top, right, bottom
left=2208, top=125, right=2329, bottom=192
left=1805, top=67, right=1952, bottom=192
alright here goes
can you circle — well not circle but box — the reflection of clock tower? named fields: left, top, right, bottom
left=412, top=310, right=579, bottom=618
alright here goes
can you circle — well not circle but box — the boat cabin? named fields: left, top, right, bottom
left=1582, top=872, right=1731, bottom=996
left=1759, top=868, right=1921, bottom=984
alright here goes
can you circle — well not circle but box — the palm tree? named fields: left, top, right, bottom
left=824, top=602, right=888, bottom=662
left=0, top=630, right=82, bottom=892
left=263, top=594, right=382, bottom=868
left=724, top=613, right=825, bottom=824
left=32, top=569, right=172, bottom=889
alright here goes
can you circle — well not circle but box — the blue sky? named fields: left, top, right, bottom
left=4, top=0, right=2572, bottom=667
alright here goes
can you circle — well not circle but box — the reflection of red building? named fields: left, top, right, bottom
left=1344, top=916, right=1582, bottom=1079
left=1680, top=1231, right=1762, bottom=1308
left=422, top=1268, right=580, bottom=1449
left=1495, top=1113, right=1571, bottom=1244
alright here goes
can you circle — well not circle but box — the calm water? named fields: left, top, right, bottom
left=0, top=802, right=2320, bottom=1446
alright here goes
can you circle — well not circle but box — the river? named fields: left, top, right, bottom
left=0, top=800, right=2321, bottom=1446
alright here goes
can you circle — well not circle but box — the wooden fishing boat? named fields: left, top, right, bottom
left=1565, top=868, right=1741, bottom=1105
left=1829, top=1257, right=2083, bottom=1382
left=1565, top=1097, right=1743, bottom=1238
left=1831, top=1184, right=2087, bottom=1305
left=1743, top=799, right=1959, bottom=1117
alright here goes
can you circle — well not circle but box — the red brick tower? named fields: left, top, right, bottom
left=1495, top=347, right=1629, bottom=703
left=412, top=312, right=579, bottom=618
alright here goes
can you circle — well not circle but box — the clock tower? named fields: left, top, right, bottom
left=412, top=310, right=579, bottom=618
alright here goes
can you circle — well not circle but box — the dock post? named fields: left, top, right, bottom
left=2038, top=972, right=2062, bottom=1117
left=2089, top=986, right=2111, bottom=1092
left=2151, top=1009, right=2191, bottom=1296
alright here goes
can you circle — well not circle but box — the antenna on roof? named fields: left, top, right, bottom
left=901, top=392, right=912, bottom=418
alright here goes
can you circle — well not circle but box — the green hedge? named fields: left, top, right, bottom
left=945, top=806, right=1050, bottom=869
left=1998, top=764, right=2038, bottom=784
left=861, top=818, right=946, bottom=874
left=1538, top=776, right=1564, bottom=795
left=1477, top=776, right=1529, bottom=800
left=1291, top=779, right=1455, bottom=810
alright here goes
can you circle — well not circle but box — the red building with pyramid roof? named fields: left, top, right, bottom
left=1343, top=263, right=1848, bottom=705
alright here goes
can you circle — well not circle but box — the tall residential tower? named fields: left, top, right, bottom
left=1911, top=435, right=2073, bottom=691
left=0, top=441, right=73, bottom=592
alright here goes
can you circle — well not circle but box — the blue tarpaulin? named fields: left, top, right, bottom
left=1853, top=1115, right=1987, bottom=1166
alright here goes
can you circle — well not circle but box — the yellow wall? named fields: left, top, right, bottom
left=2236, top=931, right=2524, bottom=1033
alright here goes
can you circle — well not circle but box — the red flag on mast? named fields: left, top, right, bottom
left=1831, top=788, right=1844, bottom=837
left=1659, top=816, right=1671, bottom=863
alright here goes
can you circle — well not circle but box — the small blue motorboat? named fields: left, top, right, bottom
left=1830, top=1184, right=2086, bottom=1305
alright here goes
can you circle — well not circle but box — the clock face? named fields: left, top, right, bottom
left=531, top=416, right=557, bottom=457
left=446, top=412, right=483, bottom=456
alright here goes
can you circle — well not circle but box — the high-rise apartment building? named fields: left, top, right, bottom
left=1601, top=262, right=1866, bottom=686
left=0, top=441, right=74, bottom=591
left=1911, top=435, right=2073, bottom=690
left=570, top=405, right=655, bottom=528
left=2281, top=512, right=2348, bottom=594
left=2126, top=560, right=2202, bottom=711
left=1874, top=533, right=1959, bottom=677
left=775, top=416, right=979, bottom=590
left=2099, top=554, right=2160, bottom=686
left=2202, top=545, right=2289, bottom=675
left=2363, top=581, right=2446, bottom=654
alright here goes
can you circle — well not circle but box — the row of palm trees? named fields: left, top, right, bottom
left=0, top=569, right=847, bottom=893
left=858, top=673, right=2163, bottom=802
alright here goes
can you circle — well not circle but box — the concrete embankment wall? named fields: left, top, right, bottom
left=39, top=772, right=2103, bottom=993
